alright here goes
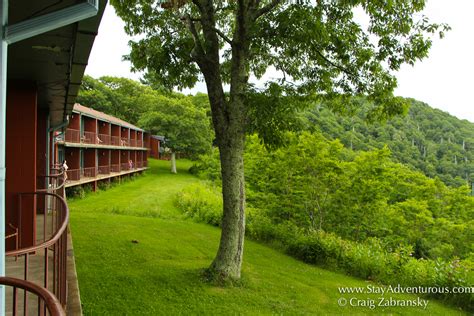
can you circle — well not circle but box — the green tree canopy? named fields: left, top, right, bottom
left=140, top=95, right=213, bottom=173
left=139, top=95, right=213, bottom=156
left=77, top=75, right=159, bottom=125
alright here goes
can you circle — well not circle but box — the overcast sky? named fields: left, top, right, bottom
left=86, top=1, right=474, bottom=123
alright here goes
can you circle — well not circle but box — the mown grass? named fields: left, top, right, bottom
left=68, top=159, right=196, bottom=219
left=70, top=159, right=465, bottom=315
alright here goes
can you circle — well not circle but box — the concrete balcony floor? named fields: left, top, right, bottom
left=5, top=214, right=82, bottom=315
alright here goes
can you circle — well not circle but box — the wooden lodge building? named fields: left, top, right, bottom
left=149, top=135, right=164, bottom=159
left=57, top=104, right=150, bottom=191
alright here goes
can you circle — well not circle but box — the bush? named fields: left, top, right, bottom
left=284, top=229, right=473, bottom=310
left=66, top=186, right=85, bottom=199
left=83, top=184, right=93, bottom=194
left=97, top=181, right=111, bottom=191
left=174, top=183, right=473, bottom=311
left=188, top=149, right=221, bottom=181
left=175, top=183, right=222, bottom=226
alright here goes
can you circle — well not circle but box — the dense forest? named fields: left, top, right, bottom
left=76, top=75, right=473, bottom=260
left=305, top=99, right=474, bottom=187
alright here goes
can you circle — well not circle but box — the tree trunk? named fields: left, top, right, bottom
left=209, top=135, right=246, bottom=280
left=170, top=152, right=177, bottom=174
left=189, top=0, right=251, bottom=281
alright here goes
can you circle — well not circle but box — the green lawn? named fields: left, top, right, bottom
left=69, top=159, right=465, bottom=315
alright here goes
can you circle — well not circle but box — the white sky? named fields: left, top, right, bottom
left=86, top=1, right=474, bottom=123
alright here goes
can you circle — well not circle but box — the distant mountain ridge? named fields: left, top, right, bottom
left=305, top=99, right=474, bottom=187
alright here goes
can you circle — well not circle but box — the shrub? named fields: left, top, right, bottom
left=188, top=150, right=221, bottom=181
left=284, top=229, right=473, bottom=310
left=66, top=186, right=85, bottom=199
left=175, top=183, right=222, bottom=226
left=174, top=183, right=473, bottom=311
left=97, top=181, right=111, bottom=191
left=83, top=184, right=93, bottom=194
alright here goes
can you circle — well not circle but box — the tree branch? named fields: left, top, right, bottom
left=213, top=27, right=233, bottom=45
left=215, top=3, right=232, bottom=13
left=184, top=14, right=206, bottom=62
left=314, top=49, right=356, bottom=78
left=254, top=0, right=283, bottom=20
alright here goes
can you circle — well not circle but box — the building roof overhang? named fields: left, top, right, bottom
left=72, top=103, right=146, bottom=132
left=7, top=0, right=106, bottom=127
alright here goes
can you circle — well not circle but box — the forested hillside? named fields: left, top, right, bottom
left=78, top=76, right=473, bottom=187
left=305, top=99, right=474, bottom=187
left=186, top=132, right=474, bottom=310
left=191, top=133, right=474, bottom=260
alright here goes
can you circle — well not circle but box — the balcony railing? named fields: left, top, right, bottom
left=98, top=165, right=110, bottom=175
left=120, top=138, right=129, bottom=146
left=82, top=131, right=96, bottom=145
left=111, top=135, right=121, bottom=146
left=110, top=164, right=120, bottom=173
left=64, top=129, right=80, bottom=143
left=64, top=163, right=148, bottom=184
left=3, top=175, right=68, bottom=315
left=82, top=167, right=97, bottom=178
left=62, top=128, right=146, bottom=148
left=97, top=133, right=110, bottom=145
left=37, top=168, right=66, bottom=194
left=136, top=161, right=148, bottom=169
left=66, top=169, right=81, bottom=181
left=0, top=277, right=65, bottom=316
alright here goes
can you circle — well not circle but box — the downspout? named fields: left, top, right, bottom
left=0, top=0, right=9, bottom=309
left=49, top=118, right=70, bottom=168
left=46, top=115, right=50, bottom=176
left=0, top=0, right=99, bottom=312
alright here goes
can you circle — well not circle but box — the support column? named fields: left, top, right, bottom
left=0, top=0, right=8, bottom=310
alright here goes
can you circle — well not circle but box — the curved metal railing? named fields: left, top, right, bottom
left=0, top=277, right=65, bottom=316
left=37, top=168, right=66, bottom=194
left=3, top=190, right=69, bottom=314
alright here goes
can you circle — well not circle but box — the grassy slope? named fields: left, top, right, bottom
left=70, top=159, right=464, bottom=315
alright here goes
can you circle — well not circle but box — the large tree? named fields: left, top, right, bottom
left=111, top=0, right=447, bottom=281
